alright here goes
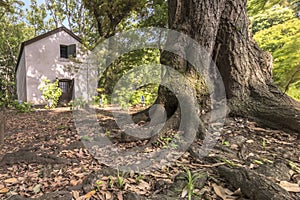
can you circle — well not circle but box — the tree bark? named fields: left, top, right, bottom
left=214, top=0, right=300, bottom=132
left=218, top=166, right=294, bottom=200
left=0, top=108, right=4, bottom=145
left=156, top=0, right=300, bottom=134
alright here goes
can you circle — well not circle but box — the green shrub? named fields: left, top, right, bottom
left=11, top=100, right=33, bottom=113
left=68, top=97, right=88, bottom=109
left=39, top=78, right=62, bottom=109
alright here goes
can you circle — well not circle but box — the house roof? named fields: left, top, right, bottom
left=15, top=26, right=82, bottom=73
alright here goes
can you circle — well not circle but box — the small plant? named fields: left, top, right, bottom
left=12, top=100, right=33, bottom=113
left=183, top=168, right=203, bottom=200
left=136, top=174, right=143, bottom=184
left=221, top=158, right=236, bottom=167
left=109, top=176, right=114, bottom=188
left=39, top=78, right=62, bottom=109
left=117, top=170, right=125, bottom=189
left=95, top=181, right=103, bottom=191
left=288, top=161, right=300, bottom=171
left=105, top=130, right=111, bottom=137
left=185, top=168, right=194, bottom=200
left=261, top=138, right=267, bottom=148
left=154, top=131, right=179, bottom=149
left=253, top=159, right=264, bottom=165
left=222, top=140, right=230, bottom=146
left=81, top=135, right=93, bottom=141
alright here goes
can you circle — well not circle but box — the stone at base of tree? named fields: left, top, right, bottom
left=123, top=192, right=147, bottom=200
left=0, top=150, right=66, bottom=166
left=255, top=159, right=291, bottom=181
left=217, top=166, right=294, bottom=200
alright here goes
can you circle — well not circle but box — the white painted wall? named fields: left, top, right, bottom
left=21, top=30, right=83, bottom=104
left=16, top=51, right=26, bottom=102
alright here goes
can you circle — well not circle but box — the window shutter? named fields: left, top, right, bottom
left=68, top=44, right=76, bottom=58
left=60, top=45, right=68, bottom=58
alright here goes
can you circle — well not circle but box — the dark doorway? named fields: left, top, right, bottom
left=58, top=79, right=74, bottom=105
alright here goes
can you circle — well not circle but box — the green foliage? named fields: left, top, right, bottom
left=102, top=49, right=160, bottom=109
left=91, top=94, right=110, bottom=106
left=45, top=0, right=98, bottom=45
left=0, top=2, right=34, bottom=106
left=26, top=0, right=50, bottom=36
left=154, top=130, right=179, bottom=149
left=137, top=0, right=168, bottom=28
left=95, top=181, right=103, bottom=191
left=222, top=140, right=230, bottom=146
left=68, top=97, right=88, bottom=109
left=249, top=5, right=294, bottom=34
left=253, top=159, right=264, bottom=165
left=81, top=135, right=93, bottom=141
left=116, top=170, right=125, bottom=190
left=11, top=100, right=33, bottom=113
left=253, top=18, right=300, bottom=100
left=262, top=138, right=267, bottom=147
left=84, top=0, right=167, bottom=103
left=39, top=78, right=62, bottom=109
left=247, top=0, right=290, bottom=16
left=248, top=1, right=300, bottom=101
left=182, top=168, right=204, bottom=200
left=288, top=160, right=300, bottom=171
left=83, top=0, right=145, bottom=38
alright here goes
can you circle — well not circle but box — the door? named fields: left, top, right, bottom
left=58, top=79, right=74, bottom=104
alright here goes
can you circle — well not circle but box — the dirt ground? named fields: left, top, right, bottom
left=0, top=107, right=299, bottom=200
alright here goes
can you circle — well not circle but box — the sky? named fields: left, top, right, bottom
left=22, top=0, right=44, bottom=10
left=21, top=0, right=69, bottom=27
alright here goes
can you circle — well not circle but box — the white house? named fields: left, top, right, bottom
left=16, top=26, right=84, bottom=105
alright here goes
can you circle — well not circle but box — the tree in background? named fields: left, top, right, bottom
left=0, top=0, right=34, bottom=106
left=249, top=1, right=300, bottom=100
left=45, top=0, right=98, bottom=45
left=83, top=0, right=168, bottom=95
left=25, top=0, right=49, bottom=36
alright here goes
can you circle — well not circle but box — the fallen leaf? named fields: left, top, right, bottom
left=70, top=179, right=80, bottom=186
left=246, top=139, right=254, bottom=144
left=33, top=184, right=41, bottom=194
left=279, top=181, right=300, bottom=192
left=84, top=190, right=96, bottom=199
left=0, top=188, right=9, bottom=194
left=232, top=188, right=242, bottom=196
left=117, top=191, right=123, bottom=200
left=212, top=183, right=237, bottom=200
left=74, top=173, right=85, bottom=178
left=72, top=190, right=80, bottom=199
left=105, top=191, right=112, bottom=199
left=4, top=178, right=18, bottom=184
left=130, top=170, right=134, bottom=178
left=181, top=188, right=188, bottom=198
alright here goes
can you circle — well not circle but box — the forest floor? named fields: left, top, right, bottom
left=0, top=107, right=300, bottom=200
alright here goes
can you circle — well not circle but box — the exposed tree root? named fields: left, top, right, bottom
left=229, top=91, right=300, bottom=134
left=217, top=165, right=294, bottom=200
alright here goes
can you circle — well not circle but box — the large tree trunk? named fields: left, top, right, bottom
left=215, top=0, right=300, bottom=133
left=155, top=0, right=300, bottom=134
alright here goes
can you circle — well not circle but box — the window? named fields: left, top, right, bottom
left=60, top=44, right=76, bottom=58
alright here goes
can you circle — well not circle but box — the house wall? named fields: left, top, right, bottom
left=16, top=51, right=27, bottom=102
left=24, top=30, right=82, bottom=104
